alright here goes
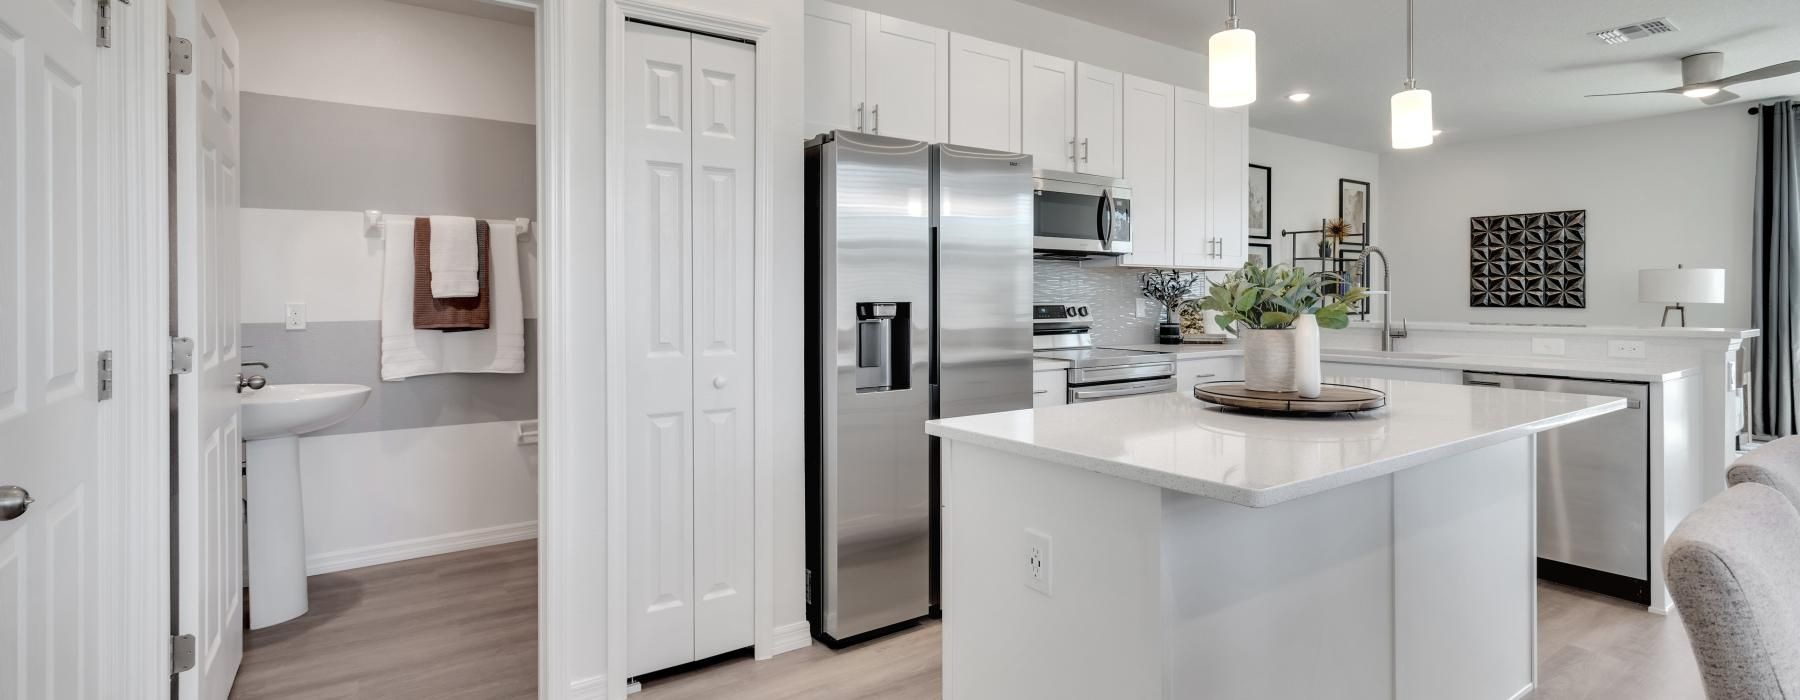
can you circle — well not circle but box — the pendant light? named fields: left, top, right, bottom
left=1209, top=0, right=1257, bottom=108
left=1390, top=0, right=1434, bottom=149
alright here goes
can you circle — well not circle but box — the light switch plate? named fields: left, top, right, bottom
left=1532, top=337, right=1565, bottom=356
left=1609, top=339, right=1646, bottom=359
left=1024, top=528, right=1052, bottom=596
left=285, top=302, right=307, bottom=330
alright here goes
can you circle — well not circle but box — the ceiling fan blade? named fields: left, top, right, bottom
left=1712, top=60, right=1800, bottom=88
left=1700, top=89, right=1742, bottom=106
left=1585, top=87, right=1683, bottom=98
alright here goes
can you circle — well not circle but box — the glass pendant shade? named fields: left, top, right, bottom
left=1208, top=28, right=1257, bottom=108
left=1390, top=87, right=1434, bottom=149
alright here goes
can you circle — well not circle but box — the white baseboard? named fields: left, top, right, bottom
left=569, top=674, right=610, bottom=700
left=305, top=520, right=538, bottom=575
left=758, top=620, right=813, bottom=659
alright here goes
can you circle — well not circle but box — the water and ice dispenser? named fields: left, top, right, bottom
left=854, top=302, right=910, bottom=392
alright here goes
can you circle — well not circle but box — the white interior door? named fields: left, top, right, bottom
left=0, top=0, right=102, bottom=696
left=863, top=13, right=947, bottom=142
left=803, top=0, right=864, bottom=137
left=688, top=32, right=756, bottom=661
left=174, top=0, right=245, bottom=697
left=1021, top=50, right=1075, bottom=171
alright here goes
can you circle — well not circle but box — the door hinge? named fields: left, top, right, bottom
left=168, top=35, right=193, bottom=76
left=170, top=633, right=196, bottom=674
left=96, top=0, right=130, bottom=48
left=97, top=350, right=114, bottom=401
left=170, top=337, right=195, bottom=375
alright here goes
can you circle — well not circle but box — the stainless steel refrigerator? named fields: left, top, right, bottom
left=805, top=130, right=1033, bottom=646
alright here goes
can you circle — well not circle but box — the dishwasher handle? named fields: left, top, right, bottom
left=1462, top=372, right=1505, bottom=387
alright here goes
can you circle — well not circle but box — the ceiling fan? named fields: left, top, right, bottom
left=1586, top=52, right=1800, bottom=105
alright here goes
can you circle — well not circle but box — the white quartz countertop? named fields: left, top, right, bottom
left=1033, top=358, right=1069, bottom=371
left=924, top=379, right=1625, bottom=508
left=1099, top=343, right=1699, bottom=383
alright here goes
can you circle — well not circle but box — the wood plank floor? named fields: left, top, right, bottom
left=231, top=542, right=1703, bottom=699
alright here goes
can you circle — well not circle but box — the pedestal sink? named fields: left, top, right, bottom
left=241, top=384, right=371, bottom=629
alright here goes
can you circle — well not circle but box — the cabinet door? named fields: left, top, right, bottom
left=1074, top=62, right=1123, bottom=178
left=1209, top=105, right=1249, bottom=268
left=804, top=0, right=866, bottom=137
left=690, top=32, right=758, bottom=661
left=622, top=20, right=697, bottom=677
left=1172, top=87, right=1213, bottom=268
left=1033, top=370, right=1069, bottom=407
left=865, top=13, right=949, bottom=142
left=949, top=33, right=1022, bottom=151
left=1021, top=50, right=1076, bottom=171
left=1119, top=75, right=1174, bottom=267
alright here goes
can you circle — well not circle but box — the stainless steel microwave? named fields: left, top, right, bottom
left=1032, top=170, right=1132, bottom=255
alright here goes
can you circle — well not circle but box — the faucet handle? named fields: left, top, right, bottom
left=1391, top=318, right=1410, bottom=339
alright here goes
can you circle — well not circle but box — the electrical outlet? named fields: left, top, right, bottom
left=285, top=302, right=307, bottom=330
left=1024, top=528, right=1052, bottom=596
left=1531, top=337, right=1565, bottom=356
left=1135, top=298, right=1150, bottom=319
left=1609, top=339, right=1647, bottom=359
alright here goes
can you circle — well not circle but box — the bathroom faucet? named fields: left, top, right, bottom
left=1353, top=246, right=1408, bottom=352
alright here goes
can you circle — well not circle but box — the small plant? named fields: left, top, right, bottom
left=1322, top=217, right=1352, bottom=243
left=1139, top=269, right=1207, bottom=319
left=1198, top=262, right=1367, bottom=331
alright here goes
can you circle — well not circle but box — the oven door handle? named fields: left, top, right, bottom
left=1067, top=362, right=1176, bottom=384
left=1069, top=378, right=1177, bottom=402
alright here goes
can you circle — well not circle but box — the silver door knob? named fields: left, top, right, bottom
left=713, top=376, right=728, bottom=389
left=0, top=486, right=32, bottom=521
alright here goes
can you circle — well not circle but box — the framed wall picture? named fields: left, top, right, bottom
left=1248, top=242, right=1273, bottom=267
left=1248, top=164, right=1272, bottom=240
left=1339, top=178, right=1371, bottom=238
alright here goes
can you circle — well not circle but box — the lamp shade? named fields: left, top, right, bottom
left=1208, top=27, right=1257, bottom=108
left=1390, top=88, right=1434, bottom=149
left=1638, top=267, right=1725, bottom=304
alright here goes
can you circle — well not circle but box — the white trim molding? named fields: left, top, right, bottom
left=760, top=621, right=814, bottom=660
left=305, top=522, right=538, bottom=575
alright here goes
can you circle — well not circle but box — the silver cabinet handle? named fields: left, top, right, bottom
left=1067, top=138, right=1076, bottom=164
left=1080, top=138, right=1090, bottom=162
left=872, top=104, right=880, bottom=134
left=856, top=102, right=866, bottom=131
left=1193, top=373, right=1217, bottom=380
left=0, top=485, right=32, bottom=521
left=1033, top=389, right=1050, bottom=395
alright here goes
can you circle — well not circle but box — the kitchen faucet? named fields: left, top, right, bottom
left=1353, top=246, right=1408, bottom=352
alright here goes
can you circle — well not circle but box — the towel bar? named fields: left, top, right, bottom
left=364, top=211, right=534, bottom=242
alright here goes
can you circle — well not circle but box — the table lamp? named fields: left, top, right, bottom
left=1638, top=265, right=1725, bottom=327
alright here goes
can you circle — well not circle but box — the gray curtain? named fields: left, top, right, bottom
left=1755, top=101, right=1800, bottom=438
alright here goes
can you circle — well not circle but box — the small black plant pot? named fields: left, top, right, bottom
left=1158, top=322, right=1183, bottom=345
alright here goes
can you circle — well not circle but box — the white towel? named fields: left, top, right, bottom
left=428, top=215, right=480, bottom=298
left=382, top=218, right=526, bottom=380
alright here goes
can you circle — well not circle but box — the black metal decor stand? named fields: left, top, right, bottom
left=1280, top=219, right=1371, bottom=317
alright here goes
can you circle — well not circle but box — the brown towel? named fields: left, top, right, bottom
left=413, top=217, right=491, bottom=331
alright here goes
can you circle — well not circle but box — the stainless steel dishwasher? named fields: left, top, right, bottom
left=1462, top=371, right=1651, bottom=604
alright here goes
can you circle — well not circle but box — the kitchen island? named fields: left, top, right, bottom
left=925, top=379, right=1624, bottom=700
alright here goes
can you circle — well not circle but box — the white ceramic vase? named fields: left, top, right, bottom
left=1294, top=314, right=1322, bottom=398
left=1241, top=328, right=1298, bottom=393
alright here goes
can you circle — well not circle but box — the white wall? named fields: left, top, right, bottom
left=232, top=0, right=537, bottom=124
left=1250, top=128, right=1382, bottom=265
left=1378, top=106, right=1758, bottom=329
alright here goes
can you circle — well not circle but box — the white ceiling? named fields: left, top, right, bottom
left=1012, top=0, right=1800, bottom=151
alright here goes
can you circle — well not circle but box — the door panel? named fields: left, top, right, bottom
left=947, top=33, right=1020, bottom=152
left=623, top=20, right=698, bottom=678
left=175, top=0, right=244, bottom=697
left=864, top=13, right=947, bottom=142
left=1172, top=87, right=1212, bottom=268
left=1208, top=105, right=1248, bottom=267
left=1074, top=62, right=1122, bottom=178
left=803, top=0, right=863, bottom=136
left=1118, top=76, right=1172, bottom=267
left=0, top=0, right=100, bottom=697
left=1021, top=51, right=1075, bottom=172
left=689, top=32, right=755, bottom=660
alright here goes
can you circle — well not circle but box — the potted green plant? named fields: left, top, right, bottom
left=1198, top=262, right=1366, bottom=393
left=1139, top=270, right=1207, bottom=345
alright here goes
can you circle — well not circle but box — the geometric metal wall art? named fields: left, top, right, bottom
left=1469, top=209, right=1587, bottom=308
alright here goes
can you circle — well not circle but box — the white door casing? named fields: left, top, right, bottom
left=863, top=12, right=947, bottom=143
left=947, top=33, right=1021, bottom=153
left=1073, top=62, right=1122, bottom=178
left=0, top=0, right=102, bottom=697
left=802, top=0, right=864, bottom=137
left=621, top=19, right=757, bottom=677
left=1021, top=51, right=1075, bottom=172
left=173, top=0, right=245, bottom=697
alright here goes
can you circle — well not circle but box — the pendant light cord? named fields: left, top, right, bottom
left=1227, top=0, right=1240, bottom=29
left=1404, top=0, right=1417, bottom=89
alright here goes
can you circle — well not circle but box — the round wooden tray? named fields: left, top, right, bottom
left=1192, top=381, right=1386, bottom=414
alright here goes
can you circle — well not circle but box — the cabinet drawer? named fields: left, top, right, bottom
left=1177, top=356, right=1242, bottom=389
left=1033, top=370, right=1068, bottom=408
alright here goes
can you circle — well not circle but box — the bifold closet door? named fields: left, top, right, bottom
left=622, top=20, right=757, bottom=678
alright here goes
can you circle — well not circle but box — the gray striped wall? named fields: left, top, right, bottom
left=241, top=91, right=538, bottom=435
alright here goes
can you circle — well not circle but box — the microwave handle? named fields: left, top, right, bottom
left=1098, top=189, right=1114, bottom=248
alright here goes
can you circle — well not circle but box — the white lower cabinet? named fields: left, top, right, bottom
left=622, top=21, right=757, bottom=678
left=1320, top=361, right=1460, bottom=385
left=1178, top=356, right=1243, bottom=390
left=1034, top=370, right=1069, bottom=407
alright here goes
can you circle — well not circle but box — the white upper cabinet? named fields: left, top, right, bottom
left=1021, top=50, right=1077, bottom=171
left=949, top=33, right=1022, bottom=152
left=1120, top=76, right=1175, bottom=268
left=865, top=14, right=950, bottom=142
left=1074, top=62, right=1124, bottom=178
left=1208, top=104, right=1250, bottom=268
left=1171, top=87, right=1213, bottom=269
left=804, top=0, right=866, bottom=137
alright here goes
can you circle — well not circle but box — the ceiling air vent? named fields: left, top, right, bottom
left=1590, top=17, right=1678, bottom=46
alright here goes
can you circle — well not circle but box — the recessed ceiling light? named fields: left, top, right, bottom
left=1287, top=92, right=1311, bottom=103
